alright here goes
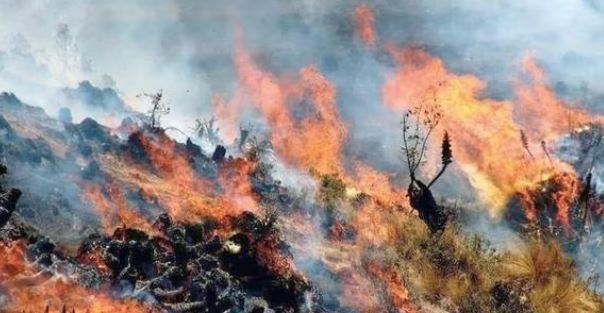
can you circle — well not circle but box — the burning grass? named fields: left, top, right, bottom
left=2, top=20, right=604, bottom=311
left=0, top=241, right=151, bottom=313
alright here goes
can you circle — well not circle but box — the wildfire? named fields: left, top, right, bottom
left=354, top=4, right=376, bottom=48
left=212, top=33, right=421, bottom=311
left=228, top=33, right=411, bottom=206
left=231, top=39, right=347, bottom=175
left=367, top=261, right=416, bottom=313
left=217, top=157, right=259, bottom=213
left=382, top=46, right=598, bottom=218
left=82, top=182, right=153, bottom=234
left=518, top=172, right=580, bottom=231
left=514, top=54, right=599, bottom=137
left=0, top=241, right=149, bottom=313
left=212, top=93, right=242, bottom=144
left=346, top=162, right=409, bottom=208
left=83, top=129, right=258, bottom=231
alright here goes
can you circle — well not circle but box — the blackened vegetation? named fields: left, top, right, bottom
left=0, top=163, right=21, bottom=228
left=408, top=177, right=447, bottom=233
left=76, top=211, right=310, bottom=312
left=1, top=203, right=310, bottom=312
left=212, top=145, right=227, bottom=163
left=0, top=98, right=314, bottom=312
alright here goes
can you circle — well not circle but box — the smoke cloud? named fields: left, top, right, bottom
left=2, top=0, right=604, bottom=278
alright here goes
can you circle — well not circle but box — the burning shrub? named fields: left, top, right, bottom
left=318, top=174, right=346, bottom=205
left=402, top=102, right=453, bottom=232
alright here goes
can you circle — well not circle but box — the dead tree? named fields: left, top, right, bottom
left=402, top=98, right=452, bottom=232
left=140, top=90, right=170, bottom=130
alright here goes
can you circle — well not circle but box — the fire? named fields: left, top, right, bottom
left=0, top=241, right=149, bottom=313
left=518, top=172, right=580, bottom=231
left=354, top=4, right=376, bottom=48
left=212, top=93, right=243, bottom=144
left=347, top=162, right=409, bottom=208
left=98, top=130, right=255, bottom=224
left=382, top=46, right=597, bottom=218
left=514, top=54, right=599, bottom=137
left=351, top=199, right=400, bottom=246
left=228, top=37, right=347, bottom=175
left=221, top=32, right=415, bottom=213
left=367, top=261, right=416, bottom=313
left=338, top=265, right=384, bottom=312
left=229, top=33, right=411, bottom=204
left=82, top=182, right=153, bottom=234
left=232, top=38, right=294, bottom=142
left=217, top=157, right=259, bottom=213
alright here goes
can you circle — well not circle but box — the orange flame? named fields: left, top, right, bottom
left=213, top=93, right=244, bottom=144
left=97, top=131, right=255, bottom=224
left=354, top=4, right=376, bottom=48
left=347, top=163, right=409, bottom=208
left=519, top=172, right=580, bottom=231
left=382, top=46, right=598, bottom=218
left=230, top=39, right=347, bottom=175
left=217, top=157, right=259, bottom=212
left=367, top=261, right=417, bottom=313
left=213, top=32, right=424, bottom=313
left=82, top=182, right=153, bottom=234
left=514, top=54, right=598, bottom=137
left=0, top=241, right=149, bottom=313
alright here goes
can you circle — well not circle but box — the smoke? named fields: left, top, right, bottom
left=2, top=0, right=603, bottom=125
left=3, top=0, right=604, bottom=292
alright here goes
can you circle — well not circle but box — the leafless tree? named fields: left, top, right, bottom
left=401, top=94, right=443, bottom=180
left=402, top=94, right=453, bottom=232
left=140, top=90, right=169, bottom=129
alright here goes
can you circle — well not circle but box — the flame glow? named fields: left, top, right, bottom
left=382, top=46, right=599, bottom=218
left=0, top=241, right=149, bottom=313
left=354, top=4, right=376, bottom=48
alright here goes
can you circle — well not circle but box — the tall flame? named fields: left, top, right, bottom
left=221, top=32, right=417, bottom=312
left=382, top=46, right=598, bottom=218
left=229, top=37, right=347, bottom=175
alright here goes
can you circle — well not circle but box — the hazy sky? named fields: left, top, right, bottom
left=1, top=0, right=603, bottom=131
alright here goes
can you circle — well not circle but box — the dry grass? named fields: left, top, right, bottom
left=382, top=215, right=604, bottom=313
left=501, top=242, right=601, bottom=313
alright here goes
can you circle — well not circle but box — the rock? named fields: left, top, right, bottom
left=212, top=145, right=226, bottom=163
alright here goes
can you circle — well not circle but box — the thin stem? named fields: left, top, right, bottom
left=427, top=163, right=449, bottom=188
left=402, top=114, right=413, bottom=175
left=412, top=124, right=436, bottom=174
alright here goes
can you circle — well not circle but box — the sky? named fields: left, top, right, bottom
left=1, top=0, right=603, bottom=120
